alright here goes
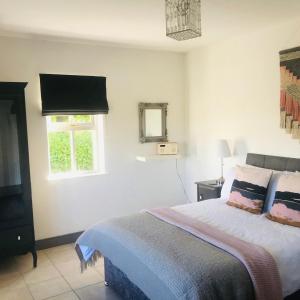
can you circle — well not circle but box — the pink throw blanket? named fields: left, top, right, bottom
left=147, top=207, right=283, bottom=300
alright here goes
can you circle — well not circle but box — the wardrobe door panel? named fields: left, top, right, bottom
left=0, top=100, right=22, bottom=188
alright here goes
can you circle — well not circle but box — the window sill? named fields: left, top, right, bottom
left=48, top=171, right=106, bottom=181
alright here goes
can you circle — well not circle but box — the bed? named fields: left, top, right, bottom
left=76, top=153, right=300, bottom=300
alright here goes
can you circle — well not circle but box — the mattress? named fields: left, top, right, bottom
left=174, top=198, right=300, bottom=297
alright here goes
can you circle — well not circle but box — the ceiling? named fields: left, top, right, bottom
left=0, top=0, right=300, bottom=52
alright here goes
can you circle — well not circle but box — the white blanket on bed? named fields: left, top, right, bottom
left=173, top=198, right=300, bottom=297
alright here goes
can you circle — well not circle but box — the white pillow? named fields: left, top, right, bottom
left=221, top=167, right=236, bottom=199
left=264, top=170, right=298, bottom=212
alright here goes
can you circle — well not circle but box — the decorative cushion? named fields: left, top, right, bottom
left=227, top=165, right=272, bottom=214
left=267, top=174, right=300, bottom=227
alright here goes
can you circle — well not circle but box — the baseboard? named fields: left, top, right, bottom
left=36, top=231, right=84, bottom=250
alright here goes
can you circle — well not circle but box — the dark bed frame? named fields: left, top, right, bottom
left=104, top=153, right=300, bottom=300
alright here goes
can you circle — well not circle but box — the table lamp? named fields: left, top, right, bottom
left=217, top=139, right=231, bottom=185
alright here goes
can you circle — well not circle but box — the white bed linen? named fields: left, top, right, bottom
left=173, top=198, right=300, bottom=297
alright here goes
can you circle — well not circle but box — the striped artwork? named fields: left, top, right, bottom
left=280, top=47, right=300, bottom=139
left=227, top=166, right=272, bottom=214
left=267, top=174, right=300, bottom=227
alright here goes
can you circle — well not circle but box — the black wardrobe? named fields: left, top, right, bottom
left=0, top=82, right=36, bottom=267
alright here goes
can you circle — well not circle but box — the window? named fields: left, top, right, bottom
left=46, top=115, right=105, bottom=179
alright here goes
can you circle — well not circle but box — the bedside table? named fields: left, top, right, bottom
left=195, top=180, right=223, bottom=202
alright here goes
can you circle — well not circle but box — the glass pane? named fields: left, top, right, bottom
left=72, top=115, right=92, bottom=123
left=0, top=100, right=21, bottom=187
left=145, top=109, right=162, bottom=137
left=74, top=130, right=94, bottom=171
left=48, top=131, right=71, bottom=173
left=50, top=116, right=69, bottom=123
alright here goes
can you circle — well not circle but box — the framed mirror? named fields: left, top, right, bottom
left=139, top=103, right=168, bottom=143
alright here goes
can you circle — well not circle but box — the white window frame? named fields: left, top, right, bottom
left=46, top=115, right=105, bottom=180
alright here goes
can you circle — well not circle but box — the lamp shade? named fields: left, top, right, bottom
left=217, top=139, right=231, bottom=158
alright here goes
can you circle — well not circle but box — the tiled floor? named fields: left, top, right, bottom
left=0, top=244, right=122, bottom=300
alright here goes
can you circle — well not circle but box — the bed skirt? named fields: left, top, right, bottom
left=104, top=257, right=300, bottom=300
left=104, top=257, right=149, bottom=300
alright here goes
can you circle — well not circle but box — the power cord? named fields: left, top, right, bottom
left=175, top=158, right=190, bottom=203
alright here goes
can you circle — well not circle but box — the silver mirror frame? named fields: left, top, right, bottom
left=139, top=102, right=168, bottom=143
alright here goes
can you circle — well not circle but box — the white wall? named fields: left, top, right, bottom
left=3, top=16, right=299, bottom=237
left=0, top=36, right=186, bottom=239
left=185, top=18, right=300, bottom=201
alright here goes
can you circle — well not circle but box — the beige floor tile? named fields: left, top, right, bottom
left=46, top=247, right=78, bottom=264
left=0, top=273, right=26, bottom=290
left=93, top=257, right=104, bottom=276
left=23, top=263, right=60, bottom=285
left=0, top=258, right=20, bottom=279
left=0, top=244, right=107, bottom=299
left=54, top=259, right=81, bottom=275
left=54, top=257, right=103, bottom=276
left=14, top=251, right=50, bottom=273
left=75, top=283, right=121, bottom=300
left=63, top=268, right=104, bottom=290
left=47, top=291, right=79, bottom=300
left=44, top=244, right=73, bottom=256
left=0, top=286, right=33, bottom=300
left=28, top=277, right=70, bottom=300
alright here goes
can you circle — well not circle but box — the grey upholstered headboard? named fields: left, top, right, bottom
left=246, top=153, right=300, bottom=172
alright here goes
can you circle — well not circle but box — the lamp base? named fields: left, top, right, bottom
left=217, top=177, right=225, bottom=186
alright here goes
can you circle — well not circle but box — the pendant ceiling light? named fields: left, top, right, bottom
left=165, top=0, right=201, bottom=41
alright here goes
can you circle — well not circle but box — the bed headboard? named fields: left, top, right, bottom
left=246, top=153, right=300, bottom=172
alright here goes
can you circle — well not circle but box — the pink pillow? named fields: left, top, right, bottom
left=227, top=165, right=272, bottom=214
left=267, top=173, right=300, bottom=227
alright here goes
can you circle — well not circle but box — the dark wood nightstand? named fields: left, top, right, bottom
left=195, top=180, right=223, bottom=202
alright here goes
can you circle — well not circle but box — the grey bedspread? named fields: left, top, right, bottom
left=76, top=212, right=255, bottom=300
